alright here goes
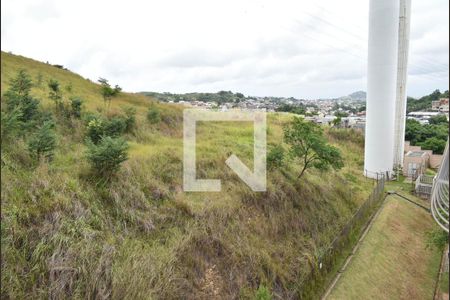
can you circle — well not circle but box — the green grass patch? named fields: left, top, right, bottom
left=328, top=195, right=442, bottom=299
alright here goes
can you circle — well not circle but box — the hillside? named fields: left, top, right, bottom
left=1, top=51, right=375, bottom=299
left=336, top=91, right=366, bottom=102
left=407, top=89, right=449, bottom=113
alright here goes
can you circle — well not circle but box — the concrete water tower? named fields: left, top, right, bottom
left=364, top=0, right=411, bottom=179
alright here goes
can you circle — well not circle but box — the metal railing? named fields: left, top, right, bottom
left=430, top=141, right=449, bottom=232
left=415, top=174, right=434, bottom=199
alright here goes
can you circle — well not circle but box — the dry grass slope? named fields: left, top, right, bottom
left=2, top=51, right=375, bottom=299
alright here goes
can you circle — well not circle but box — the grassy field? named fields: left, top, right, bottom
left=328, top=194, right=443, bottom=300
left=2, top=51, right=376, bottom=299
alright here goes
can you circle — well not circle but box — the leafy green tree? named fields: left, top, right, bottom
left=405, top=119, right=423, bottom=144
left=334, top=111, right=349, bottom=118
left=405, top=119, right=448, bottom=153
left=276, top=103, right=306, bottom=115
left=48, top=79, right=62, bottom=108
left=98, top=78, right=121, bottom=106
left=407, top=89, right=449, bottom=112
left=86, top=136, right=129, bottom=177
left=428, top=115, right=448, bottom=125
left=284, top=117, right=344, bottom=179
left=28, top=121, right=57, bottom=160
left=147, top=106, right=161, bottom=124
left=418, top=137, right=446, bottom=154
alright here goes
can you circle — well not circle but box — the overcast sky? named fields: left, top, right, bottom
left=1, top=0, right=448, bottom=99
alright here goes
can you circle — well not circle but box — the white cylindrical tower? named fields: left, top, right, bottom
left=364, top=0, right=400, bottom=178
left=393, top=0, right=412, bottom=170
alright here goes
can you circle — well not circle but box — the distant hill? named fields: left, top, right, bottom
left=140, top=90, right=245, bottom=104
left=337, top=91, right=366, bottom=102
left=348, top=91, right=366, bottom=101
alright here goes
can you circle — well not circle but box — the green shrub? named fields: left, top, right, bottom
left=123, top=107, right=136, bottom=132
left=27, top=121, right=57, bottom=160
left=4, top=91, right=40, bottom=123
left=103, top=117, right=127, bottom=137
left=86, top=136, right=129, bottom=177
left=1, top=108, right=23, bottom=141
left=86, top=118, right=105, bottom=144
left=267, top=145, right=284, bottom=170
left=426, top=228, right=449, bottom=250
left=65, top=83, right=73, bottom=93
left=85, top=115, right=128, bottom=144
left=9, top=69, right=32, bottom=96
left=4, top=70, right=40, bottom=123
left=254, top=285, right=271, bottom=300
left=147, top=106, right=161, bottom=124
left=70, top=97, right=83, bottom=118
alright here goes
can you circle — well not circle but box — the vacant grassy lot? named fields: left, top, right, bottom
left=328, top=194, right=442, bottom=300
left=1, top=51, right=376, bottom=298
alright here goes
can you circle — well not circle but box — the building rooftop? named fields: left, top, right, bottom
left=407, top=151, right=425, bottom=157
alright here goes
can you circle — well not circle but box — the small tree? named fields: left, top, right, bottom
left=86, top=136, right=129, bottom=177
left=4, top=70, right=39, bottom=122
left=284, top=117, right=343, bottom=179
left=28, top=121, right=57, bottom=160
left=4, top=92, right=39, bottom=122
left=98, top=78, right=121, bottom=107
left=48, top=79, right=62, bottom=109
left=428, top=114, right=448, bottom=125
left=70, top=97, right=83, bottom=118
left=10, top=69, right=33, bottom=96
